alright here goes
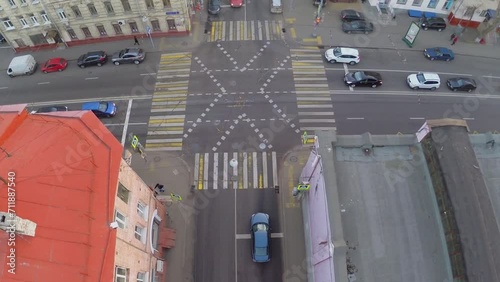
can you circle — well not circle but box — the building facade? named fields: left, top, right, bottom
left=0, top=0, right=192, bottom=51
left=447, top=0, right=499, bottom=29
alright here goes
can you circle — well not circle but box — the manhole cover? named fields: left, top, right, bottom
left=289, top=156, right=298, bottom=163
left=259, top=143, right=266, bottom=150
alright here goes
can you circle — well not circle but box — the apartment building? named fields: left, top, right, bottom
left=0, top=0, right=192, bottom=51
left=0, top=104, right=176, bottom=282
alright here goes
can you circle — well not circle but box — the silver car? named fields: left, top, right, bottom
left=112, top=48, right=145, bottom=65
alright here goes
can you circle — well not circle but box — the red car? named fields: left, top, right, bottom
left=230, top=0, right=243, bottom=7
left=41, top=58, right=68, bottom=73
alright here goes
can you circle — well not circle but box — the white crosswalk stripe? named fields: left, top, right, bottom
left=209, top=20, right=285, bottom=42
left=290, top=48, right=336, bottom=134
left=193, top=151, right=279, bottom=190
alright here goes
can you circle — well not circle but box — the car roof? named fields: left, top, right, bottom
left=254, top=231, right=269, bottom=248
left=82, top=101, right=103, bottom=110
left=87, top=51, right=105, bottom=56
left=338, top=47, right=359, bottom=56
left=46, top=58, right=63, bottom=64
left=252, top=213, right=269, bottom=225
left=453, top=77, right=476, bottom=84
left=342, top=9, right=361, bottom=16
left=425, top=17, right=446, bottom=23
left=364, top=71, right=382, bottom=79
left=421, top=72, right=440, bottom=79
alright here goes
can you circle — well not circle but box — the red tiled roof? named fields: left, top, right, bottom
left=0, top=105, right=123, bottom=282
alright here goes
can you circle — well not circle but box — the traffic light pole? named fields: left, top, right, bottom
left=312, top=0, right=324, bottom=37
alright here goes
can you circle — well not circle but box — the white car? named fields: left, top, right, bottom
left=324, top=47, right=360, bottom=65
left=407, top=72, right=440, bottom=90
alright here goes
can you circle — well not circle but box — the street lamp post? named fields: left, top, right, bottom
left=312, top=0, right=323, bottom=37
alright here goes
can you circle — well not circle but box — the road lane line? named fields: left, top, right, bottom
left=482, top=75, right=500, bottom=79
left=105, top=122, right=147, bottom=126
left=140, top=73, right=156, bottom=76
left=243, top=152, right=248, bottom=189
left=462, top=117, right=475, bottom=120
left=213, top=153, right=218, bottom=189
left=272, top=151, right=278, bottom=187
left=120, top=99, right=133, bottom=146
left=409, top=117, right=425, bottom=120
left=0, top=87, right=8, bottom=90
left=37, top=82, right=50, bottom=85
left=194, top=153, right=200, bottom=188
left=325, top=67, right=475, bottom=76
left=262, top=152, right=268, bottom=188
left=28, top=95, right=152, bottom=107
left=235, top=233, right=283, bottom=239
left=204, top=153, right=209, bottom=190
left=223, top=152, right=228, bottom=189
left=253, top=152, right=258, bottom=188
left=271, top=233, right=284, bottom=238
left=233, top=152, right=238, bottom=189
left=85, top=77, right=99, bottom=80
left=346, top=117, right=365, bottom=120
left=234, top=167, right=238, bottom=282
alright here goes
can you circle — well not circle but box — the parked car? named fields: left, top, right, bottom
left=325, top=47, right=360, bottom=65
left=82, top=101, right=117, bottom=118
left=407, top=72, right=441, bottom=90
left=77, top=51, right=107, bottom=68
left=112, top=48, right=146, bottom=65
left=446, top=77, right=477, bottom=92
left=33, top=106, right=68, bottom=114
left=7, top=55, right=37, bottom=77
left=342, top=20, right=374, bottom=34
left=423, top=47, right=455, bottom=61
left=230, top=0, right=243, bottom=7
left=420, top=17, right=447, bottom=31
left=208, top=0, right=221, bottom=14
left=41, top=58, right=68, bottom=73
left=251, top=213, right=270, bottom=263
left=340, top=10, right=365, bottom=22
left=344, top=71, right=382, bottom=88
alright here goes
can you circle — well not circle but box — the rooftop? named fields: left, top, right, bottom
left=0, top=104, right=123, bottom=281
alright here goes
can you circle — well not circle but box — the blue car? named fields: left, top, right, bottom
left=251, top=213, right=270, bottom=263
left=82, top=101, right=117, bottom=118
left=423, top=47, right=455, bottom=61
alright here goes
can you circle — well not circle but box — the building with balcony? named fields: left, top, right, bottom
left=0, top=104, right=176, bottom=282
left=447, top=0, right=499, bottom=29
left=0, top=0, right=192, bottom=51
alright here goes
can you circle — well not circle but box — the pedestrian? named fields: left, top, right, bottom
left=451, top=36, right=458, bottom=45
left=134, top=36, right=139, bottom=45
left=155, top=183, right=165, bottom=193
left=450, top=33, right=456, bottom=41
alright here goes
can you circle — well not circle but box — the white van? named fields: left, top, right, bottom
left=7, top=55, right=37, bottom=77
left=270, top=0, right=282, bottom=13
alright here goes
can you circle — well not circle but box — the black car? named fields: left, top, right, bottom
left=208, top=0, right=221, bottom=15
left=446, top=77, right=477, bottom=92
left=34, top=106, right=68, bottom=113
left=344, top=71, right=383, bottom=88
left=77, top=51, right=107, bottom=68
left=421, top=17, right=446, bottom=31
left=342, top=20, right=374, bottom=34
left=341, top=10, right=365, bottom=22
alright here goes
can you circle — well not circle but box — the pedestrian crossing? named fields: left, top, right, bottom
left=146, top=53, right=192, bottom=151
left=290, top=48, right=336, bottom=132
left=208, top=20, right=285, bottom=42
left=193, top=151, right=279, bottom=190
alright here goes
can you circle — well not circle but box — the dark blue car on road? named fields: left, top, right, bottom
left=423, top=47, right=455, bottom=61
left=251, top=213, right=270, bottom=263
left=82, top=101, right=117, bottom=118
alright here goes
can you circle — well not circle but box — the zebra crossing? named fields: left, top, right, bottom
left=290, top=48, right=336, bottom=132
left=146, top=53, right=192, bottom=151
left=208, top=20, right=285, bottom=42
left=193, top=151, right=279, bottom=190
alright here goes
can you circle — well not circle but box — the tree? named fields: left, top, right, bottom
left=478, top=1, right=500, bottom=38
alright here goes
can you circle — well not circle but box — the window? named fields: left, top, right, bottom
left=8, top=0, right=16, bottom=7
left=81, top=27, right=92, bottom=37
left=145, top=0, right=154, bottom=9
left=135, top=225, right=145, bottom=241
left=88, top=3, right=98, bottom=15
left=19, top=17, right=28, bottom=27
left=67, top=28, right=77, bottom=39
left=137, top=202, right=147, bottom=218
left=121, top=0, right=131, bottom=12
left=41, top=11, right=50, bottom=23
left=137, top=272, right=146, bottom=282
left=479, top=10, right=487, bottom=17
left=14, top=39, right=26, bottom=47
left=112, top=23, right=123, bottom=34
left=162, top=0, right=171, bottom=8
left=71, top=6, right=82, bottom=18
left=115, top=211, right=126, bottom=228
left=20, top=0, right=26, bottom=5
left=29, top=14, right=38, bottom=25
left=464, top=7, right=475, bottom=17
left=57, top=9, right=67, bottom=20
left=3, top=18, right=14, bottom=29
left=151, top=19, right=160, bottom=31
left=96, top=24, right=107, bottom=36
left=104, top=1, right=114, bottom=14
left=117, top=183, right=130, bottom=203
left=129, top=21, right=138, bottom=33
left=115, top=267, right=128, bottom=282
left=411, top=0, right=422, bottom=6
left=427, top=0, right=437, bottom=8
left=396, top=0, right=407, bottom=3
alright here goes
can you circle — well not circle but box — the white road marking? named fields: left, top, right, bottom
left=0, top=87, right=8, bottom=90
left=326, top=67, right=474, bottom=77
left=272, top=152, right=278, bottom=187
left=213, top=153, right=218, bottom=189
left=234, top=168, right=239, bottom=282
left=409, top=117, right=425, bottom=120
left=253, top=152, right=258, bottom=189
left=235, top=233, right=284, bottom=240
left=194, top=153, right=200, bottom=187
left=462, top=117, right=475, bottom=120
left=38, top=82, right=50, bottom=85
left=483, top=75, right=500, bottom=79
left=85, top=77, right=99, bottom=80
left=223, top=152, right=229, bottom=189
left=243, top=152, right=248, bottom=189
left=120, top=99, right=133, bottom=146
left=233, top=152, right=238, bottom=189
left=343, top=63, right=353, bottom=92
left=28, top=95, right=152, bottom=107
left=262, top=152, right=268, bottom=188
left=204, top=153, right=209, bottom=190
left=140, top=73, right=156, bottom=76
left=346, top=117, right=365, bottom=120
left=329, top=89, right=500, bottom=99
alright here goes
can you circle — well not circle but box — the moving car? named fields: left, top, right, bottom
left=41, top=58, right=68, bottom=73
left=112, top=48, right=146, bottom=65
left=446, top=77, right=477, bottom=92
left=7, top=55, right=37, bottom=77
left=251, top=213, right=270, bottom=263
left=77, top=51, right=107, bottom=68
left=341, top=10, right=365, bottom=22
left=407, top=72, right=440, bottom=90
left=325, top=47, right=360, bottom=65
left=208, top=0, right=221, bottom=15
left=423, top=47, right=455, bottom=61
left=342, top=20, right=374, bottom=34
left=230, top=0, right=243, bottom=7
left=344, top=71, right=382, bottom=88
left=33, top=106, right=68, bottom=114
left=82, top=101, right=117, bottom=117
left=420, top=17, right=447, bottom=31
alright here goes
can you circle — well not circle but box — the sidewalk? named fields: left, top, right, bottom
left=283, top=1, right=500, bottom=59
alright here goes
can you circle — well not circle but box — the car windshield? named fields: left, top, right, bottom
left=119, top=50, right=126, bottom=57
left=98, top=102, right=108, bottom=112
left=416, top=73, right=426, bottom=83
left=354, top=72, right=364, bottom=81
left=255, top=247, right=267, bottom=256
left=253, top=223, right=268, bottom=231
left=333, top=48, right=341, bottom=56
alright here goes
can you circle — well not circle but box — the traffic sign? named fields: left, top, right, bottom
left=302, top=131, right=308, bottom=144
left=131, top=135, right=139, bottom=149
left=297, top=183, right=310, bottom=191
